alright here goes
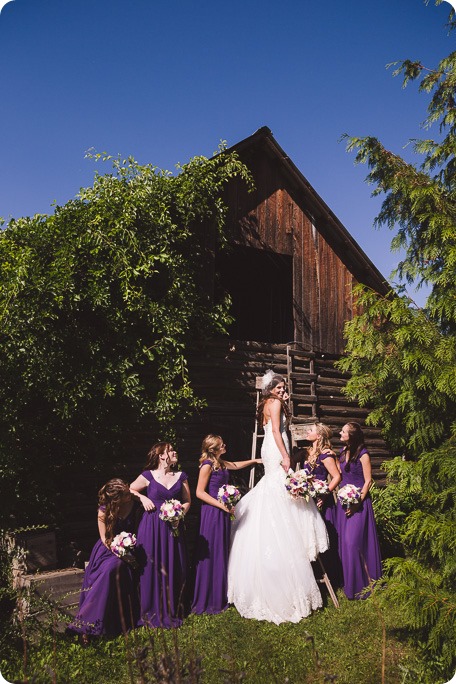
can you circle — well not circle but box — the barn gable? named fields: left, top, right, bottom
left=218, top=126, right=389, bottom=354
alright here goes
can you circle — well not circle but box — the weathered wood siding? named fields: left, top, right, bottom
left=223, top=147, right=360, bottom=355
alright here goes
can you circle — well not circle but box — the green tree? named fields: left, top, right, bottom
left=337, top=5, right=456, bottom=679
left=0, top=146, right=252, bottom=527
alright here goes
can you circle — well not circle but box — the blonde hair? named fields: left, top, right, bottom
left=199, top=434, right=226, bottom=470
left=306, top=423, right=334, bottom=467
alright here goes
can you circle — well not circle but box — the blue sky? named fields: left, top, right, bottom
left=0, top=0, right=452, bottom=304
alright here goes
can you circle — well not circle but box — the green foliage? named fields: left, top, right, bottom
left=338, top=286, right=456, bottom=452
left=369, top=442, right=456, bottom=681
left=0, top=146, right=252, bottom=527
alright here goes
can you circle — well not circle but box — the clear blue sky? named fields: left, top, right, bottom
left=0, top=0, right=452, bottom=304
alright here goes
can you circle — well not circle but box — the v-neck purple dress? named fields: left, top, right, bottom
left=191, top=460, right=231, bottom=614
left=136, top=470, right=188, bottom=628
left=68, top=503, right=140, bottom=637
left=303, top=453, right=342, bottom=588
left=336, top=448, right=382, bottom=599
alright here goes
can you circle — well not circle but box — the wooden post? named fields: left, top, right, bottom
left=249, top=377, right=263, bottom=489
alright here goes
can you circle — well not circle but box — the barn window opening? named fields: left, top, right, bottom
left=216, top=246, right=294, bottom=343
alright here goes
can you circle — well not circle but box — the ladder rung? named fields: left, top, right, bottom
left=290, top=393, right=317, bottom=402
left=290, top=417, right=319, bottom=424
left=287, top=349, right=316, bottom=359
left=289, top=372, right=317, bottom=381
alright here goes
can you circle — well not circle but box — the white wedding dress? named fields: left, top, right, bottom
left=227, top=413, right=329, bottom=624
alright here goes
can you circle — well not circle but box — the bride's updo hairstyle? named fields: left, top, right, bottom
left=199, top=434, right=226, bottom=470
left=98, top=478, right=131, bottom=547
left=257, top=369, right=290, bottom=426
left=306, top=423, right=334, bottom=468
left=260, top=369, right=285, bottom=397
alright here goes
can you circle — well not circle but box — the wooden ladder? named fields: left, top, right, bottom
left=286, top=343, right=319, bottom=449
left=248, top=376, right=264, bottom=490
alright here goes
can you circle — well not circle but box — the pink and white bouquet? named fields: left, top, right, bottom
left=337, top=484, right=362, bottom=509
left=309, top=478, right=330, bottom=499
left=285, top=469, right=312, bottom=501
left=159, top=499, right=185, bottom=537
left=111, top=531, right=138, bottom=567
left=217, top=484, right=241, bottom=520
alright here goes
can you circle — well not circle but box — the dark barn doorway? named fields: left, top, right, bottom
left=217, top=246, right=294, bottom=343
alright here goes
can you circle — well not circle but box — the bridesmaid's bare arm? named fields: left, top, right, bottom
left=323, top=456, right=342, bottom=492
left=130, top=474, right=156, bottom=511
left=97, top=509, right=108, bottom=547
left=316, top=455, right=341, bottom=509
left=181, top=478, right=191, bottom=515
left=359, top=452, right=373, bottom=501
left=225, top=458, right=262, bottom=470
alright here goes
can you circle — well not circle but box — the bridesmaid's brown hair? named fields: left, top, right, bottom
left=144, top=442, right=172, bottom=470
left=98, top=478, right=130, bottom=547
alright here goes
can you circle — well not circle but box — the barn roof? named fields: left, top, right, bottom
left=229, top=126, right=390, bottom=296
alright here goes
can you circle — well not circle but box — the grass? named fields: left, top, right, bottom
left=0, top=590, right=441, bottom=684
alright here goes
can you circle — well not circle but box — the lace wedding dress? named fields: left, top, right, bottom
left=227, top=413, right=329, bottom=624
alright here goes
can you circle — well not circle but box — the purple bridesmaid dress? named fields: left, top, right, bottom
left=68, top=504, right=140, bottom=637
left=336, top=449, right=382, bottom=599
left=191, top=460, right=230, bottom=614
left=304, top=453, right=342, bottom=587
left=136, top=470, right=188, bottom=628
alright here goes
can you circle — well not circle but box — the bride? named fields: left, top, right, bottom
left=227, top=370, right=329, bottom=624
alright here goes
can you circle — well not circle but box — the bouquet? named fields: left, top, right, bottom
left=159, top=499, right=185, bottom=537
left=309, top=478, right=330, bottom=499
left=110, top=531, right=138, bottom=567
left=217, top=484, right=241, bottom=520
left=337, top=484, right=361, bottom=509
left=285, top=469, right=312, bottom=501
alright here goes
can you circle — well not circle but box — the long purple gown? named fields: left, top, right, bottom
left=136, top=470, right=188, bottom=628
left=68, top=503, right=140, bottom=637
left=304, top=453, right=342, bottom=588
left=336, top=448, right=382, bottom=599
left=191, top=460, right=230, bottom=614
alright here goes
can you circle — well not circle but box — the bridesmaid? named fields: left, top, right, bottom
left=303, top=423, right=342, bottom=587
left=191, top=434, right=261, bottom=615
left=130, top=442, right=191, bottom=628
left=68, top=479, right=141, bottom=640
left=336, top=422, right=382, bottom=599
